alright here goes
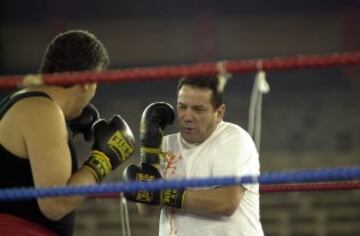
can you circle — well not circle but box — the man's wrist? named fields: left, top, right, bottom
left=83, top=150, right=112, bottom=183
left=82, top=165, right=101, bottom=183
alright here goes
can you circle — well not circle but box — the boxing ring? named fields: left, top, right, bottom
left=0, top=51, right=359, bottom=235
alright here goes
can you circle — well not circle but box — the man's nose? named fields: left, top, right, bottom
left=181, top=108, right=194, bottom=122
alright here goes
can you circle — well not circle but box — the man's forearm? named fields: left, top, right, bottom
left=37, top=166, right=97, bottom=221
left=182, top=185, right=245, bottom=216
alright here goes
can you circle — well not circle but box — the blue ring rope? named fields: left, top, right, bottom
left=0, top=167, right=359, bottom=201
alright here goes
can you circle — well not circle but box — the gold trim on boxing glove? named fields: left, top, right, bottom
left=107, top=131, right=134, bottom=161
left=161, top=189, right=184, bottom=208
left=91, top=150, right=112, bottom=172
left=141, top=147, right=167, bottom=164
left=84, top=150, right=112, bottom=182
left=140, top=147, right=162, bottom=155
left=136, top=172, right=156, bottom=181
left=135, top=191, right=153, bottom=203
left=83, top=165, right=100, bottom=183
left=134, top=173, right=156, bottom=203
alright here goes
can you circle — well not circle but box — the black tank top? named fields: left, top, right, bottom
left=0, top=92, right=78, bottom=236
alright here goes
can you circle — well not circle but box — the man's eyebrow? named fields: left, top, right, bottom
left=177, top=102, right=207, bottom=109
left=192, top=104, right=207, bottom=109
left=177, top=102, right=186, bottom=106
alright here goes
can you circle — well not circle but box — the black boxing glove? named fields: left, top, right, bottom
left=68, top=104, right=100, bottom=142
left=84, top=115, right=135, bottom=182
left=140, top=102, right=175, bottom=164
left=123, top=162, right=185, bottom=208
left=123, top=102, right=183, bottom=207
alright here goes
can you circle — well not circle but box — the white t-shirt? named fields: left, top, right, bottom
left=159, top=121, right=264, bottom=236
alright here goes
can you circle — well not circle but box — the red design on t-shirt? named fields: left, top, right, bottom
left=164, top=152, right=180, bottom=177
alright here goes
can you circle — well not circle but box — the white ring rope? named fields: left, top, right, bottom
left=248, top=67, right=270, bottom=153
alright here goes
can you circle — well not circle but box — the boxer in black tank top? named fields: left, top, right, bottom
left=0, top=92, right=77, bottom=235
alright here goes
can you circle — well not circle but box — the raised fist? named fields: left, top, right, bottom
left=84, top=115, right=135, bottom=182
left=68, top=104, right=100, bottom=142
left=140, top=102, right=175, bottom=164
left=123, top=162, right=184, bottom=208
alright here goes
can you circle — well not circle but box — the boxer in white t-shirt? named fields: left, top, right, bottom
left=124, top=76, right=264, bottom=236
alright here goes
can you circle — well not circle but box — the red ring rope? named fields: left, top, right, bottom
left=260, top=181, right=360, bottom=193
left=0, top=51, right=359, bottom=90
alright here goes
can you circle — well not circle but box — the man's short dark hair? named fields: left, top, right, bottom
left=177, top=76, right=224, bottom=109
left=39, top=29, right=110, bottom=73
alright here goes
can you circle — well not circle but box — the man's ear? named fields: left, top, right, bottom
left=70, top=83, right=89, bottom=93
left=81, top=83, right=91, bottom=92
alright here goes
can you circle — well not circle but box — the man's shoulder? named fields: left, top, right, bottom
left=220, top=121, right=249, bottom=136
left=218, top=122, right=259, bottom=157
left=217, top=121, right=255, bottom=145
